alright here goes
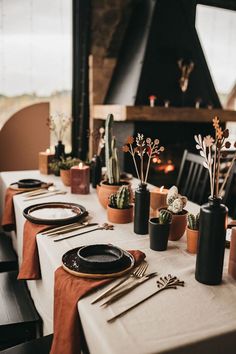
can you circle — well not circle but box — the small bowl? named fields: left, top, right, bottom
left=17, top=179, right=42, bottom=189
left=77, top=244, right=124, bottom=271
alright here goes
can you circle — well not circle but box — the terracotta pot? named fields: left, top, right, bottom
left=60, top=169, right=71, bottom=186
left=169, top=210, right=188, bottom=241
left=186, top=228, right=199, bottom=254
left=97, top=180, right=131, bottom=209
left=107, top=205, right=133, bottom=224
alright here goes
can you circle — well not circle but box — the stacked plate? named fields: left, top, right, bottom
left=23, top=202, right=87, bottom=225
left=62, top=244, right=135, bottom=279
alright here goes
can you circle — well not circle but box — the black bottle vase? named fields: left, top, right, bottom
left=91, top=155, right=102, bottom=188
left=134, top=183, right=150, bottom=235
left=55, top=140, right=65, bottom=160
left=195, top=197, right=228, bottom=285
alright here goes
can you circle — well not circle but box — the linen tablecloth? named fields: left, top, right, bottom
left=0, top=170, right=236, bottom=354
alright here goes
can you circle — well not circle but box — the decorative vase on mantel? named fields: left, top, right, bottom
left=195, top=197, right=228, bottom=285
left=55, top=140, right=65, bottom=160
left=134, top=183, right=150, bottom=235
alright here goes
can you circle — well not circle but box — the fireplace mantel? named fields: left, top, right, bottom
left=93, top=105, right=236, bottom=123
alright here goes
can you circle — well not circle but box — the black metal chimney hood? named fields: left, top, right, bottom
left=105, top=0, right=221, bottom=108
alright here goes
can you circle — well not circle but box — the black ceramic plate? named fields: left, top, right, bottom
left=62, top=246, right=135, bottom=279
left=14, top=179, right=43, bottom=189
left=77, top=244, right=124, bottom=271
left=23, top=202, right=87, bottom=225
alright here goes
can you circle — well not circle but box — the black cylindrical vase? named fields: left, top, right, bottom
left=149, top=218, right=170, bottom=251
left=134, top=183, right=150, bottom=235
left=91, top=155, right=102, bottom=188
left=195, top=197, right=228, bottom=285
left=55, top=140, right=65, bottom=160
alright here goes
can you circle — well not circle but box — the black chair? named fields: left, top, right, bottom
left=223, top=161, right=236, bottom=219
left=176, top=150, right=210, bottom=205
left=0, top=231, right=18, bottom=272
left=0, top=335, right=52, bottom=354
left=0, top=271, right=42, bottom=350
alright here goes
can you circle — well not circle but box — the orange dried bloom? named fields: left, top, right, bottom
left=213, top=116, right=219, bottom=129
left=126, top=136, right=134, bottom=144
left=122, top=145, right=129, bottom=153
left=216, top=128, right=223, bottom=140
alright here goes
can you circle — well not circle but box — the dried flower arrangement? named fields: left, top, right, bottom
left=47, top=112, right=72, bottom=141
left=166, top=186, right=187, bottom=214
left=195, top=116, right=236, bottom=198
left=122, top=134, right=164, bottom=184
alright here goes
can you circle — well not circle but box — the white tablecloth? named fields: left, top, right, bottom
left=0, top=170, right=236, bottom=354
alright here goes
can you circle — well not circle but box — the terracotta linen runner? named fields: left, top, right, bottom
left=50, top=250, right=146, bottom=354
left=1, top=187, right=21, bottom=231
left=18, top=220, right=49, bottom=280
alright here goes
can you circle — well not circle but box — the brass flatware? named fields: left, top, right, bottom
left=54, top=223, right=114, bottom=242
left=107, top=275, right=184, bottom=323
left=47, top=222, right=98, bottom=237
left=41, top=222, right=88, bottom=236
left=101, top=272, right=157, bottom=307
left=91, top=261, right=148, bottom=304
left=23, top=190, right=67, bottom=201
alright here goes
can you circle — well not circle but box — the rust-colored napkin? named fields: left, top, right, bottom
left=18, top=220, right=49, bottom=280
left=1, top=187, right=21, bottom=231
left=50, top=250, right=146, bottom=354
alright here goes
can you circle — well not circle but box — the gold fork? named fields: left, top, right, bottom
left=91, top=261, right=148, bottom=304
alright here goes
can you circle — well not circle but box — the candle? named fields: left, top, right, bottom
left=150, top=186, right=168, bottom=216
left=71, top=162, right=90, bottom=194
left=228, top=227, right=236, bottom=280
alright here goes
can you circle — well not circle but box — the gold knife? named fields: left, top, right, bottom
left=101, top=272, right=157, bottom=307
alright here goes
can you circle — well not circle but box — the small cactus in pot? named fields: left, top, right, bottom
left=187, top=213, right=200, bottom=230
left=163, top=186, right=188, bottom=241
left=149, top=210, right=172, bottom=252
left=97, top=114, right=131, bottom=208
left=159, top=209, right=172, bottom=224
left=187, top=213, right=200, bottom=254
left=107, top=186, right=133, bottom=224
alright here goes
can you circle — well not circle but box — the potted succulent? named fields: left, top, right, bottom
left=59, top=157, right=80, bottom=186
left=97, top=114, right=131, bottom=208
left=164, top=186, right=188, bottom=241
left=49, top=159, right=61, bottom=176
left=186, top=213, right=200, bottom=254
left=149, top=209, right=172, bottom=251
left=107, top=186, right=133, bottom=224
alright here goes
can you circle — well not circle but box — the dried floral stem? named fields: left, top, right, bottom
left=219, top=153, right=236, bottom=195
left=129, top=144, right=140, bottom=180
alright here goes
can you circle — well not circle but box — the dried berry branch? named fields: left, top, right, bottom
left=47, top=112, right=72, bottom=141
left=123, top=134, right=164, bottom=184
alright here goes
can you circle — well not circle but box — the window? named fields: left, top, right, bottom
left=0, top=0, right=72, bottom=151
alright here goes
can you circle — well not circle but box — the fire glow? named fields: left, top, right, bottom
left=152, top=158, right=175, bottom=174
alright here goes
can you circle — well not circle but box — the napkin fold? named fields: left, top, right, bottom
left=50, top=250, right=146, bottom=354
left=1, top=187, right=21, bottom=231
left=18, top=220, right=49, bottom=280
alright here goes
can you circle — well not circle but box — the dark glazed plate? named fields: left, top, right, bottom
left=23, top=202, right=87, bottom=225
left=62, top=246, right=134, bottom=279
left=17, top=179, right=43, bottom=189
left=77, top=244, right=124, bottom=271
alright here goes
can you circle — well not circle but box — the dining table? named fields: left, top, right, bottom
left=0, top=170, right=236, bottom=354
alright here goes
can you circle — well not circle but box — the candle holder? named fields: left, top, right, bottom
left=38, top=150, right=54, bottom=175
left=71, top=163, right=90, bottom=194
left=150, top=187, right=168, bottom=217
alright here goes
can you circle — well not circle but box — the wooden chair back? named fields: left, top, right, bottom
left=176, top=149, right=210, bottom=205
